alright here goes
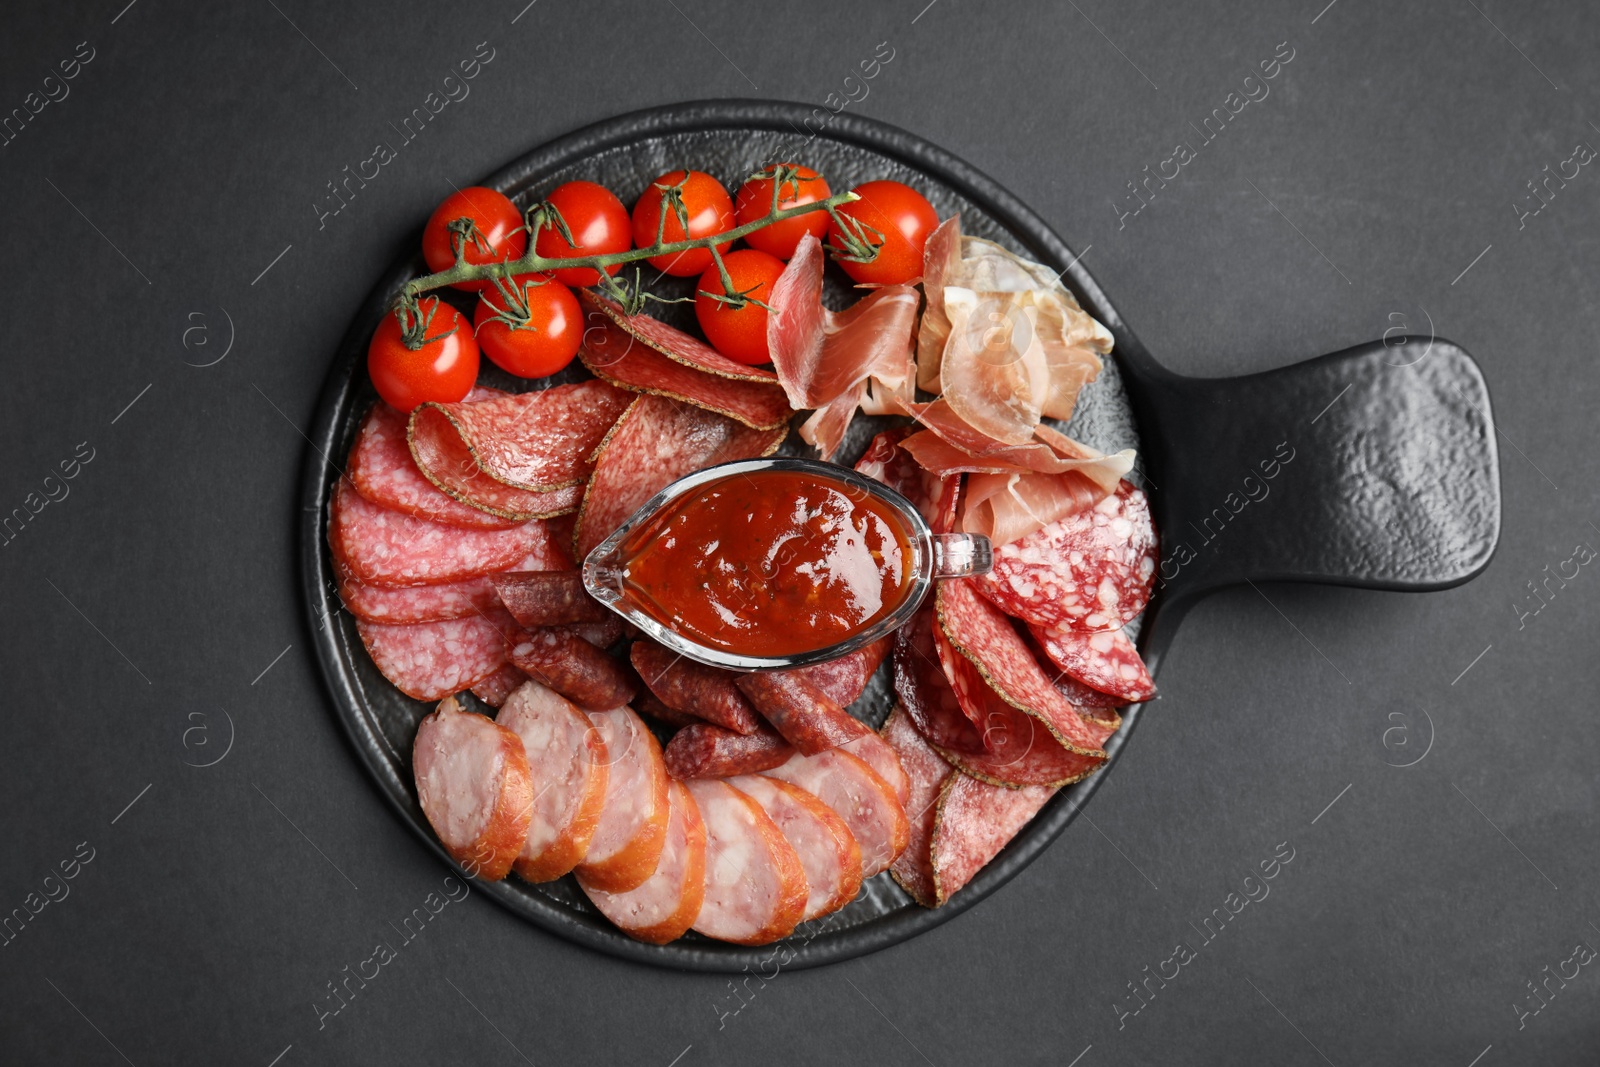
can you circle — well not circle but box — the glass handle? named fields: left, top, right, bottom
left=931, top=533, right=992, bottom=579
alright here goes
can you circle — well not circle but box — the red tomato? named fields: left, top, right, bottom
left=368, top=297, right=479, bottom=412
left=827, top=180, right=939, bottom=286
left=421, top=187, right=528, bottom=292
left=474, top=279, right=582, bottom=378
left=735, top=164, right=832, bottom=260
left=533, top=181, right=632, bottom=287
left=633, top=170, right=735, bottom=277
left=694, top=249, right=787, bottom=365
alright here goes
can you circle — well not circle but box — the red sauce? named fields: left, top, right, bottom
left=620, top=469, right=914, bottom=658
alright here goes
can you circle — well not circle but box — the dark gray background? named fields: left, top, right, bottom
left=1, top=0, right=1594, bottom=1063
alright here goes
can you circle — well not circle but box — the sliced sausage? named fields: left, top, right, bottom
left=837, top=731, right=911, bottom=810
left=662, top=723, right=793, bottom=780
left=931, top=775, right=1055, bottom=905
left=492, top=570, right=609, bottom=627
left=631, top=640, right=762, bottom=735
left=880, top=705, right=954, bottom=907
left=578, top=779, right=707, bottom=944
left=506, top=627, right=637, bottom=711
left=412, top=697, right=533, bottom=881
left=575, top=706, right=671, bottom=892
left=687, top=779, right=809, bottom=945
left=495, top=680, right=609, bottom=883
left=763, top=749, right=909, bottom=879
left=727, top=775, right=862, bottom=922
left=634, top=689, right=702, bottom=729
left=736, top=670, right=871, bottom=755
left=788, top=637, right=891, bottom=707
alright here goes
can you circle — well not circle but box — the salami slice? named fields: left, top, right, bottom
left=492, top=570, right=607, bottom=628
left=1054, top=673, right=1127, bottom=710
left=505, top=627, right=636, bottom=711
left=579, top=295, right=792, bottom=431
left=763, top=748, right=908, bottom=879
left=583, top=293, right=780, bottom=384
left=469, top=665, right=527, bottom=709
left=936, top=581, right=1104, bottom=756
left=412, top=697, right=533, bottom=881
left=631, top=640, right=762, bottom=735
left=976, top=480, right=1157, bottom=632
left=330, top=479, right=562, bottom=587
left=662, top=723, right=794, bottom=780
left=337, top=570, right=502, bottom=625
left=880, top=705, right=954, bottom=907
left=855, top=427, right=945, bottom=523
left=564, top=617, right=625, bottom=649
left=408, top=419, right=587, bottom=523
left=736, top=671, right=870, bottom=755
left=727, top=774, right=863, bottom=922
left=572, top=394, right=788, bottom=560
left=496, top=680, right=609, bottom=882
left=1030, top=618, right=1156, bottom=704
left=892, top=606, right=987, bottom=756
left=930, top=775, right=1055, bottom=905
left=788, top=637, right=890, bottom=708
left=349, top=400, right=520, bottom=529
left=687, top=779, right=809, bottom=945
left=575, top=706, right=671, bottom=892
left=579, top=779, right=707, bottom=944
left=356, top=608, right=517, bottom=701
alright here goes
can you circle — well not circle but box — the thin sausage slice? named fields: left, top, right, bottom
left=837, top=731, right=910, bottom=809
left=662, top=723, right=793, bottom=780
left=737, top=670, right=870, bottom=754
left=687, top=779, right=809, bottom=945
left=495, top=680, right=609, bottom=883
left=412, top=697, right=533, bottom=881
left=728, top=775, right=862, bottom=921
left=763, top=749, right=909, bottom=878
left=492, top=570, right=608, bottom=627
left=575, top=707, right=671, bottom=892
left=506, top=627, right=637, bottom=711
left=579, top=780, right=707, bottom=944
left=631, top=640, right=763, bottom=735
left=880, top=705, right=954, bottom=907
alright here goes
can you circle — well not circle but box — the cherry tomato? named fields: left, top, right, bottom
left=474, top=278, right=582, bottom=378
left=735, top=164, right=832, bottom=260
left=694, top=249, right=787, bottom=366
left=421, top=187, right=528, bottom=292
left=533, top=180, right=632, bottom=287
left=826, top=180, right=939, bottom=286
left=367, top=297, right=479, bottom=412
left=632, top=170, right=735, bottom=277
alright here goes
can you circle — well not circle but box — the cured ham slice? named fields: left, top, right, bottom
left=575, top=706, right=671, bottom=892
left=631, top=641, right=762, bottom=735
left=572, top=394, right=788, bottom=560
left=356, top=608, right=517, bottom=701
left=880, top=706, right=954, bottom=907
left=337, top=570, right=502, bottom=625
left=578, top=293, right=792, bottom=431
left=496, top=680, right=609, bottom=882
left=930, top=775, right=1055, bottom=905
left=915, top=216, right=962, bottom=393
left=976, top=480, right=1157, bottom=632
left=788, top=637, right=890, bottom=708
left=727, top=774, right=862, bottom=922
left=349, top=399, right=520, bottom=529
left=687, top=779, right=809, bottom=945
left=663, top=723, right=794, bottom=780
left=959, top=471, right=1103, bottom=548
left=764, top=748, right=908, bottom=878
left=469, top=665, right=527, bottom=709
left=330, top=479, right=565, bottom=587
left=579, top=779, right=707, bottom=944
left=1030, top=619, right=1155, bottom=704
left=897, top=400, right=1134, bottom=478
left=412, top=697, right=533, bottom=881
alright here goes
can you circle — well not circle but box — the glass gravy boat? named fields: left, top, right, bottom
left=581, top=457, right=993, bottom=671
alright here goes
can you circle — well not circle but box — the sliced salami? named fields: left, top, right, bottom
left=763, top=748, right=908, bottom=879
left=505, top=627, right=636, bottom=711
left=495, top=680, right=609, bottom=882
left=662, top=723, right=794, bottom=780
left=930, top=775, right=1055, bottom=905
left=572, top=394, right=788, bottom=560
left=976, top=480, right=1157, bottom=632
left=356, top=608, right=517, bottom=701
left=1030, top=618, right=1156, bottom=704
left=410, top=381, right=632, bottom=493
left=632, top=640, right=762, bottom=735
left=337, top=570, right=501, bottom=625
left=408, top=419, right=586, bottom=523
left=788, top=637, right=890, bottom=708
left=330, top=478, right=562, bottom=587
left=348, top=400, right=520, bottom=529
left=880, top=706, right=954, bottom=907
left=575, top=706, right=671, bottom=892
left=491, top=570, right=607, bottom=628
left=583, top=293, right=780, bottom=384
left=579, top=779, right=706, bottom=944
left=687, top=779, right=809, bottom=945
left=1054, top=673, right=1127, bottom=710
left=736, top=670, right=870, bottom=755
left=564, top=617, right=625, bottom=649
left=469, top=665, right=527, bottom=709
left=412, top=697, right=533, bottom=881
left=892, top=606, right=987, bottom=755
left=727, top=774, right=863, bottom=922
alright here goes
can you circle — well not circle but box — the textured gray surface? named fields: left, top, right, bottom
left=1, top=1, right=1596, bottom=1064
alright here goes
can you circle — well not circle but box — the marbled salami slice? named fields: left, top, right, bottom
left=1054, top=673, right=1127, bottom=710
left=337, top=570, right=501, bottom=625
left=584, top=292, right=779, bottom=383
left=727, top=774, right=862, bottom=922
left=349, top=400, right=520, bottom=529
left=356, top=608, right=517, bottom=701
left=892, top=606, right=987, bottom=755
left=976, top=480, right=1157, bottom=632
left=575, top=706, right=671, bottom=892
left=580, top=779, right=706, bottom=944
left=930, top=775, right=1055, bottom=905
left=687, top=778, right=808, bottom=945
left=880, top=705, right=954, bottom=907
left=469, top=665, right=527, bottom=708
left=408, top=417, right=587, bottom=523
left=572, top=394, right=788, bottom=560
left=491, top=570, right=607, bottom=628
left=330, top=479, right=562, bottom=587
left=412, top=697, right=533, bottom=881
left=496, top=680, right=609, bottom=882
left=763, top=748, right=908, bottom=879
left=1030, top=618, right=1155, bottom=704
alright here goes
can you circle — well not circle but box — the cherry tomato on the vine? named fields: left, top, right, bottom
left=734, top=164, right=832, bottom=260
left=694, top=249, right=787, bottom=366
left=421, top=187, right=528, bottom=292
left=533, top=180, right=632, bottom=288
left=367, top=296, right=479, bottom=412
left=826, top=179, right=939, bottom=286
left=474, top=279, right=582, bottom=379
left=632, top=170, right=735, bottom=277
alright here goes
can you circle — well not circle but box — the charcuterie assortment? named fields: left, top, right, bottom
left=328, top=162, right=1157, bottom=945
